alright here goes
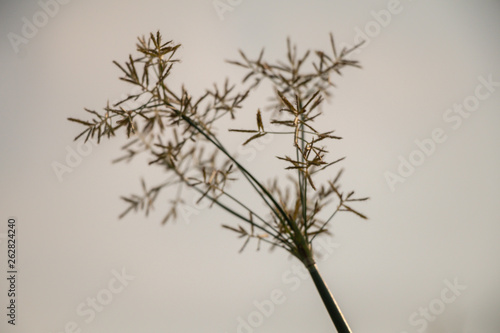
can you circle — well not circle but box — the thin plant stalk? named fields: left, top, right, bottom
left=308, top=263, right=352, bottom=333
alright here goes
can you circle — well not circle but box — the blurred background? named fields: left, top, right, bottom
left=1, top=0, right=499, bottom=332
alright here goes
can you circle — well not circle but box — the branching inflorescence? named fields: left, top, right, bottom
left=69, top=31, right=368, bottom=332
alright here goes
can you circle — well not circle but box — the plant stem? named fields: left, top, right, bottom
left=307, top=263, right=352, bottom=333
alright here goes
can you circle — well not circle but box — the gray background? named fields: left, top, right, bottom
left=1, top=0, right=499, bottom=332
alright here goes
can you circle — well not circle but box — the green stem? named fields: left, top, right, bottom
left=173, top=167, right=292, bottom=249
left=178, top=104, right=313, bottom=263
left=298, top=97, right=308, bottom=242
left=307, top=263, right=352, bottom=333
left=217, top=187, right=286, bottom=241
left=179, top=113, right=292, bottom=227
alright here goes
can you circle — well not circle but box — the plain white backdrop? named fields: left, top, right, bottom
left=1, top=1, right=500, bottom=332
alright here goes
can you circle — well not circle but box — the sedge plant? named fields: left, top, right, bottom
left=68, top=31, right=368, bottom=332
